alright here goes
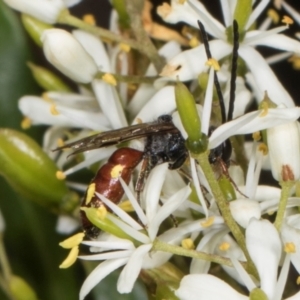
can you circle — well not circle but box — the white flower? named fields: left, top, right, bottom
left=267, top=121, right=300, bottom=181
left=3, top=0, right=80, bottom=24
left=41, top=29, right=98, bottom=83
left=176, top=218, right=298, bottom=300
left=159, top=0, right=299, bottom=107
left=77, top=164, right=192, bottom=299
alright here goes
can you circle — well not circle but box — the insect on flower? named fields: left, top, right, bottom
left=55, top=115, right=188, bottom=238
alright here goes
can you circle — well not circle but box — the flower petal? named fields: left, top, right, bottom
left=246, top=218, right=281, bottom=300
left=117, top=244, right=152, bottom=293
left=175, top=274, right=248, bottom=300
left=79, top=258, right=128, bottom=300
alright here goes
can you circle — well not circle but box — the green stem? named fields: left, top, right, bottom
left=124, top=0, right=165, bottom=72
left=153, top=239, right=243, bottom=268
left=57, top=9, right=164, bottom=72
left=195, top=152, right=258, bottom=278
left=274, top=181, right=294, bottom=231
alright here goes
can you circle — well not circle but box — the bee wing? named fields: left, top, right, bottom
left=54, top=121, right=179, bottom=155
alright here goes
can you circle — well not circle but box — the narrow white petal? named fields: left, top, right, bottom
left=143, top=164, right=168, bottom=223
left=175, top=274, right=248, bottom=300
left=79, top=258, right=128, bottom=300
left=133, top=86, right=176, bottom=123
left=148, top=185, right=191, bottom=240
left=209, top=107, right=300, bottom=149
left=81, top=240, right=134, bottom=250
left=274, top=254, right=291, bottom=300
left=107, top=215, right=150, bottom=244
left=246, top=218, right=281, bottom=300
left=239, top=46, right=294, bottom=107
left=92, top=79, right=128, bottom=129
left=119, top=177, right=148, bottom=226
left=117, top=244, right=152, bottom=293
left=79, top=250, right=133, bottom=261
left=245, top=0, right=270, bottom=30
left=96, top=193, right=143, bottom=230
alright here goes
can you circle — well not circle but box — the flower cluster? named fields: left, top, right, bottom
left=2, top=0, right=300, bottom=299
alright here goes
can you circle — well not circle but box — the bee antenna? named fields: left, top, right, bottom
left=227, top=20, right=239, bottom=122
left=197, top=20, right=226, bottom=125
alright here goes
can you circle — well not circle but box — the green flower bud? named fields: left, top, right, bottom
left=175, top=81, right=207, bottom=155
left=111, top=0, right=130, bottom=29
left=82, top=207, right=141, bottom=244
left=21, top=14, right=52, bottom=47
left=27, top=62, right=71, bottom=92
left=0, top=129, right=69, bottom=212
left=9, top=275, right=38, bottom=300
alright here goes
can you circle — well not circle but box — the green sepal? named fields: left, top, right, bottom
left=218, top=175, right=236, bottom=201
left=0, top=128, right=70, bottom=212
left=27, top=62, right=71, bottom=92
left=21, top=14, right=52, bottom=47
left=249, top=288, right=268, bottom=300
left=155, top=284, right=179, bottom=300
left=82, top=207, right=143, bottom=245
left=9, top=275, right=38, bottom=300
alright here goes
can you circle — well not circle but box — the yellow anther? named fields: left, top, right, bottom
left=189, top=36, right=200, bottom=48
left=85, top=183, right=96, bottom=205
left=178, top=0, right=186, bottom=4
left=83, top=14, right=96, bottom=25
left=252, top=131, right=261, bottom=141
left=200, top=216, right=215, bottom=228
left=259, top=101, right=269, bottom=117
left=282, top=15, right=294, bottom=25
left=50, top=104, right=60, bottom=115
left=258, top=143, right=268, bottom=155
left=119, top=200, right=134, bottom=212
left=56, top=138, right=65, bottom=148
left=21, top=117, right=32, bottom=130
left=59, top=232, right=85, bottom=249
left=42, top=92, right=51, bottom=102
left=267, top=210, right=275, bottom=215
left=296, top=276, right=300, bottom=285
left=288, top=55, right=300, bottom=70
left=219, top=242, right=230, bottom=251
left=56, top=171, right=66, bottom=180
left=119, top=43, right=131, bottom=53
left=206, top=58, right=220, bottom=71
left=111, top=164, right=124, bottom=179
left=59, top=246, right=79, bottom=269
left=97, top=206, right=108, bottom=220
left=284, top=242, right=296, bottom=253
left=102, top=73, right=117, bottom=86
left=267, top=9, right=280, bottom=24
left=135, top=118, right=143, bottom=124
left=181, top=238, right=195, bottom=250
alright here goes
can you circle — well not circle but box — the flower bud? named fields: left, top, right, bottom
left=0, top=129, right=70, bottom=212
left=27, top=62, right=71, bottom=92
left=4, top=0, right=65, bottom=24
left=41, top=29, right=98, bottom=83
left=267, top=121, right=300, bottom=181
left=9, top=275, right=38, bottom=300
